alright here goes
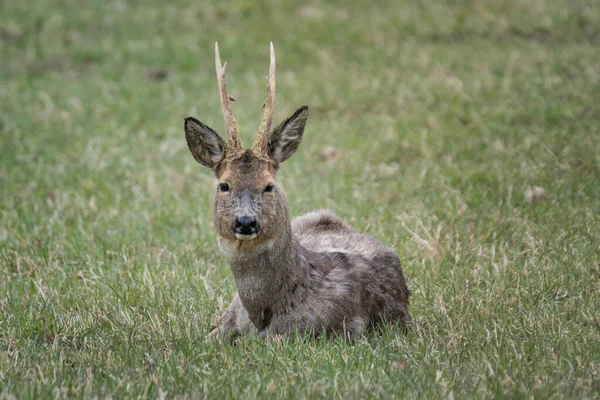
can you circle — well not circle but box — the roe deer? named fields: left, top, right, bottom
left=184, top=43, right=411, bottom=341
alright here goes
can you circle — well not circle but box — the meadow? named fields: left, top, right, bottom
left=1, top=0, right=599, bottom=398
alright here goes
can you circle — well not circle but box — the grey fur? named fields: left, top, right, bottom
left=210, top=208, right=411, bottom=341
left=184, top=65, right=410, bottom=341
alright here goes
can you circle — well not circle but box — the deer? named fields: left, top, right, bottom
left=184, top=42, right=411, bottom=341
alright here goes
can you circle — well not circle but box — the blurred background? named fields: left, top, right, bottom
left=1, top=0, right=599, bottom=397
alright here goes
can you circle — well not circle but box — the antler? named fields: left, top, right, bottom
left=215, top=42, right=242, bottom=152
left=254, top=42, right=276, bottom=156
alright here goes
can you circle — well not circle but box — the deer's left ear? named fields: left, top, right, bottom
left=268, top=106, right=309, bottom=164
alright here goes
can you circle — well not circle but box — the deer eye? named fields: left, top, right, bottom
left=218, top=183, right=230, bottom=192
left=263, top=184, right=275, bottom=193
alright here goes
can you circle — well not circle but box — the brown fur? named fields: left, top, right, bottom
left=210, top=204, right=412, bottom=340
left=184, top=145, right=412, bottom=341
left=184, top=45, right=411, bottom=341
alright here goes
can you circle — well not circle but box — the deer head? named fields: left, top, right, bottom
left=185, top=42, right=309, bottom=249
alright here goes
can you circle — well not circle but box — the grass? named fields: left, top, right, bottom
left=1, top=0, right=600, bottom=397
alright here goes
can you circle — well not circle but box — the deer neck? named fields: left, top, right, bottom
left=217, top=223, right=310, bottom=328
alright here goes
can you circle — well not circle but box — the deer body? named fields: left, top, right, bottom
left=217, top=208, right=411, bottom=340
left=185, top=43, right=411, bottom=341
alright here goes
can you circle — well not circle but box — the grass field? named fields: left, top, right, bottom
left=1, top=0, right=600, bottom=398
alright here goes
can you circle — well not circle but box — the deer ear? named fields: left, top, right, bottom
left=185, top=117, right=225, bottom=168
left=268, top=106, right=309, bottom=164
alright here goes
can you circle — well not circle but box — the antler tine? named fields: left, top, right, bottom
left=215, top=42, right=241, bottom=152
left=254, top=42, right=276, bottom=156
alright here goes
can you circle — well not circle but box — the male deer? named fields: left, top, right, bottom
left=185, top=43, right=411, bottom=341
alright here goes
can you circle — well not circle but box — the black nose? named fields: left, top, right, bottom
left=234, top=216, right=260, bottom=235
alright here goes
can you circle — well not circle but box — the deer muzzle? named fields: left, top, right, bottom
left=234, top=216, right=261, bottom=240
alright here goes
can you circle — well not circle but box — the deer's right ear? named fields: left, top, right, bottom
left=185, top=117, right=225, bottom=168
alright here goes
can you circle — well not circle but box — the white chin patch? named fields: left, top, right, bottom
left=235, top=233, right=257, bottom=241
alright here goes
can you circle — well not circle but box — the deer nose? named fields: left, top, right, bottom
left=234, top=216, right=260, bottom=236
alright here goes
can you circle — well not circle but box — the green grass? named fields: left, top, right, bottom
left=1, top=0, right=600, bottom=397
